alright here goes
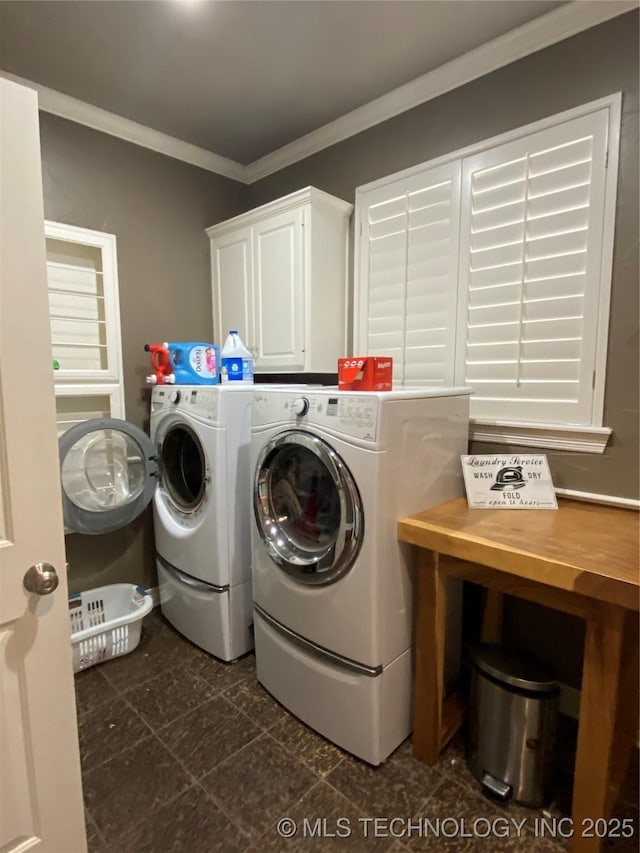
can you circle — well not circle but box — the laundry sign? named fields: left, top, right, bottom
left=461, top=454, right=558, bottom=509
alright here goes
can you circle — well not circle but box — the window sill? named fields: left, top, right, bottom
left=469, top=420, right=612, bottom=454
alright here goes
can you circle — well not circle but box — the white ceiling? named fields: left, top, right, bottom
left=0, top=0, right=571, bottom=165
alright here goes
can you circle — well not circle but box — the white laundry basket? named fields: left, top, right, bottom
left=69, top=583, right=153, bottom=673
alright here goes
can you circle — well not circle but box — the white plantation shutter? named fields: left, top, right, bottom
left=47, top=241, right=110, bottom=373
left=355, top=97, right=618, bottom=448
left=355, top=163, right=461, bottom=385
left=456, top=109, right=610, bottom=424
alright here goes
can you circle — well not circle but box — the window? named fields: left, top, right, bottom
left=45, top=221, right=124, bottom=436
left=355, top=95, right=620, bottom=453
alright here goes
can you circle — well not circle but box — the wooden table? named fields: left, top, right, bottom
left=398, top=497, right=639, bottom=853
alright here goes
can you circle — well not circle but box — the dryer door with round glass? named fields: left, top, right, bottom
left=254, top=430, right=363, bottom=585
left=159, top=421, right=207, bottom=516
left=59, top=418, right=159, bottom=535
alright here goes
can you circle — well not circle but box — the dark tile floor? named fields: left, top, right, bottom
left=76, top=609, right=638, bottom=853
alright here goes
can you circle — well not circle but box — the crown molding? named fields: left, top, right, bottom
left=2, top=0, right=636, bottom=184
left=245, top=0, right=638, bottom=183
left=0, top=71, right=248, bottom=183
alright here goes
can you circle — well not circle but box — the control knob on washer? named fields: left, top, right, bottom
left=292, top=397, right=309, bottom=417
left=169, top=389, right=181, bottom=404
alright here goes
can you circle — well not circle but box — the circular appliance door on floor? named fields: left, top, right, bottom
left=254, top=429, right=363, bottom=585
left=160, top=422, right=207, bottom=513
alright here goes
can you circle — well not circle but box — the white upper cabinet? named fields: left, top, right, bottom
left=207, top=186, right=352, bottom=373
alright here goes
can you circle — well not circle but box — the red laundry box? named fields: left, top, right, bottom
left=338, top=357, right=393, bottom=391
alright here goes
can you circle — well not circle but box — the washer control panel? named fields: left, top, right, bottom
left=151, top=386, right=219, bottom=422
left=325, top=394, right=377, bottom=423
left=253, top=390, right=379, bottom=441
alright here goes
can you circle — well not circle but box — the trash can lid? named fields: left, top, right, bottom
left=470, top=644, right=558, bottom=693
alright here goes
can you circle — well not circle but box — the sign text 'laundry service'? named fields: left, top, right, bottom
left=461, top=455, right=557, bottom=509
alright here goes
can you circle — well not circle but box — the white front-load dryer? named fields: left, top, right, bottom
left=250, top=387, right=471, bottom=764
left=151, top=385, right=254, bottom=661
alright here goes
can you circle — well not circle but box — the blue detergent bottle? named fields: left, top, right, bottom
left=165, top=341, right=220, bottom=385
left=221, top=330, right=254, bottom=384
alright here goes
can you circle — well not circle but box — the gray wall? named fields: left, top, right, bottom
left=249, top=10, right=640, bottom=504
left=40, top=114, right=249, bottom=592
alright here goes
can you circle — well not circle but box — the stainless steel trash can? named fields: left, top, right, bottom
left=467, top=644, right=559, bottom=808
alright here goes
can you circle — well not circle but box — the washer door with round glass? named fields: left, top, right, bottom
left=59, top=418, right=159, bottom=535
left=158, top=421, right=207, bottom=516
left=254, top=430, right=363, bottom=586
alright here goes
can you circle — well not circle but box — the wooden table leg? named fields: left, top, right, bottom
left=413, top=549, right=447, bottom=765
left=605, top=612, right=639, bottom=812
left=570, top=604, right=637, bottom=853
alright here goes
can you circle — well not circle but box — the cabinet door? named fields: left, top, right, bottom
left=252, top=207, right=305, bottom=371
left=210, top=226, right=254, bottom=350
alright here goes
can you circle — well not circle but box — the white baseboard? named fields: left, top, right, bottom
left=554, top=488, right=640, bottom=510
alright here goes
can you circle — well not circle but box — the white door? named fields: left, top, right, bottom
left=210, top=226, right=254, bottom=354
left=0, top=79, right=86, bottom=852
left=253, top=207, right=305, bottom=371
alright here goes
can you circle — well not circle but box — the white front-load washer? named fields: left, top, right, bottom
left=151, top=384, right=254, bottom=661
left=250, top=386, right=471, bottom=764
